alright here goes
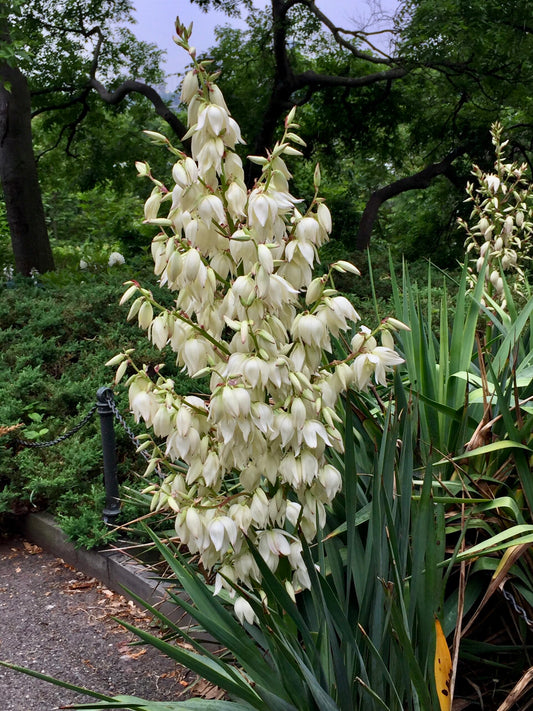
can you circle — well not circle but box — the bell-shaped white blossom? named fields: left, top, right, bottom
left=109, top=24, right=405, bottom=623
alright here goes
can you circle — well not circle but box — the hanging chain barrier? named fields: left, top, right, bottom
left=100, top=388, right=151, bottom=464
left=100, top=387, right=164, bottom=479
left=14, top=387, right=160, bottom=524
left=501, top=583, right=533, bottom=629
left=15, top=405, right=98, bottom=448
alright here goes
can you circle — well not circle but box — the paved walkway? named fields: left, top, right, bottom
left=0, top=535, right=193, bottom=710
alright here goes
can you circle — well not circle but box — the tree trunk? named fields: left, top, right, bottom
left=0, top=61, right=54, bottom=274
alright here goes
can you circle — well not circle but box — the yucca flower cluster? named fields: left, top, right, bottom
left=108, top=20, right=405, bottom=621
left=461, top=123, right=533, bottom=306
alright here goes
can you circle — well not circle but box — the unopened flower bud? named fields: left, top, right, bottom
left=166, top=250, right=183, bottom=283
left=381, top=329, right=395, bottom=350
left=484, top=226, right=494, bottom=241
left=350, top=332, right=366, bottom=353
left=479, top=241, right=490, bottom=258
left=332, top=260, right=361, bottom=276
left=138, top=301, right=154, bottom=330
left=143, top=130, right=168, bottom=145
left=503, top=216, right=513, bottom=235
left=135, top=161, right=150, bottom=177
left=144, top=191, right=162, bottom=221
left=120, top=283, right=139, bottom=305
left=477, top=217, right=490, bottom=234
left=386, top=317, right=410, bottom=332
left=305, top=277, right=324, bottom=305
left=181, top=70, right=199, bottom=104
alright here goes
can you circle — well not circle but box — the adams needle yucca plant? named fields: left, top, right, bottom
left=106, top=19, right=405, bottom=616
left=0, top=380, right=448, bottom=711
left=460, top=121, right=533, bottom=308
left=389, top=197, right=533, bottom=703
left=1, top=17, right=453, bottom=711
left=6, top=19, right=533, bottom=711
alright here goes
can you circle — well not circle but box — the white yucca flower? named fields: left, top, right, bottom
left=108, top=22, right=405, bottom=623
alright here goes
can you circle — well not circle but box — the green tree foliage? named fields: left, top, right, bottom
left=33, top=100, right=180, bottom=259
left=0, top=0, right=182, bottom=274
left=3, top=0, right=532, bottom=271
left=197, top=0, right=533, bottom=259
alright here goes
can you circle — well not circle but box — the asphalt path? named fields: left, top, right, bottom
left=0, top=535, right=195, bottom=710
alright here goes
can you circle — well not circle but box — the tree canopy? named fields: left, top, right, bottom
left=1, top=0, right=532, bottom=273
left=0, top=0, right=182, bottom=273
left=197, top=0, right=533, bottom=255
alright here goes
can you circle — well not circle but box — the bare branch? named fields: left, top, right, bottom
left=31, top=92, right=85, bottom=117
left=28, top=17, right=101, bottom=39
left=249, top=0, right=409, bottom=171
left=294, top=66, right=408, bottom=89
left=35, top=127, right=65, bottom=161
left=64, top=93, right=90, bottom=157
left=297, top=0, right=396, bottom=64
left=272, top=0, right=295, bottom=85
left=30, top=85, right=79, bottom=97
left=88, top=25, right=104, bottom=79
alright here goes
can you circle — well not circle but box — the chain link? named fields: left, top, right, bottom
left=14, top=390, right=163, bottom=477
left=102, top=391, right=163, bottom=477
left=103, top=392, right=151, bottom=463
left=15, top=404, right=98, bottom=448
left=502, top=584, right=533, bottom=629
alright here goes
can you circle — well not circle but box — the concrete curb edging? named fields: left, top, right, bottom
left=20, top=512, right=190, bottom=624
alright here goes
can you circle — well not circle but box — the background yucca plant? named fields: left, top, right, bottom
left=389, top=257, right=533, bottom=705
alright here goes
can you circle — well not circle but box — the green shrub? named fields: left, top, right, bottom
left=0, top=261, right=199, bottom=543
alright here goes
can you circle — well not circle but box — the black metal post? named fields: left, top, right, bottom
left=96, top=387, right=121, bottom=524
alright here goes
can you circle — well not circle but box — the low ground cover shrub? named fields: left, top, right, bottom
left=0, top=259, right=198, bottom=544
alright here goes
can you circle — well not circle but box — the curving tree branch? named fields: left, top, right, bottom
left=85, top=23, right=187, bottom=144
left=248, top=0, right=409, bottom=179
left=355, top=147, right=466, bottom=250
left=87, top=77, right=187, bottom=141
left=298, top=0, right=397, bottom=64
left=294, top=66, right=408, bottom=89
left=31, top=91, right=86, bottom=117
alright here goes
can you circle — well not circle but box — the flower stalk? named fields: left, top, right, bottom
left=109, top=20, right=405, bottom=605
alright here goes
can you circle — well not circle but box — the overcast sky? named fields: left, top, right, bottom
left=131, top=0, right=399, bottom=88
